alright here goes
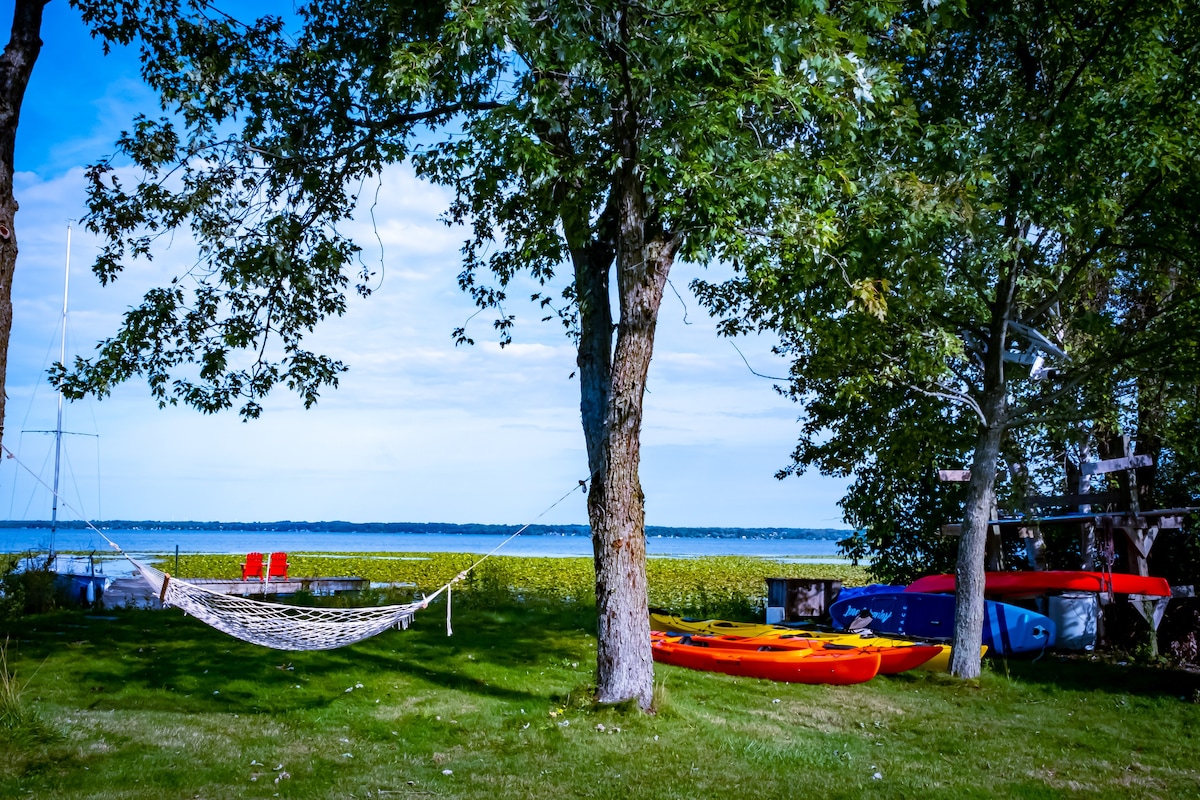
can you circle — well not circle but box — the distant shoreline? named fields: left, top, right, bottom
left=0, top=519, right=851, bottom=540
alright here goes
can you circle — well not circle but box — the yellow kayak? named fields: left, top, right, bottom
left=649, top=613, right=980, bottom=672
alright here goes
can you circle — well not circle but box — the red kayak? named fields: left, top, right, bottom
left=650, top=633, right=881, bottom=685
left=906, top=570, right=1171, bottom=597
left=652, top=631, right=942, bottom=675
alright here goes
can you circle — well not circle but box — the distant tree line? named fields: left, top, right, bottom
left=0, top=519, right=849, bottom=540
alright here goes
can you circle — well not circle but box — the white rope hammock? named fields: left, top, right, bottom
left=129, top=556, right=450, bottom=650
left=4, top=444, right=589, bottom=652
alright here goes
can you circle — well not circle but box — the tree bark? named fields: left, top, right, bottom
left=590, top=304, right=657, bottom=708
left=950, top=404, right=1005, bottom=678
left=566, top=208, right=614, bottom=471
left=950, top=287, right=1012, bottom=678
left=574, top=1, right=681, bottom=710
left=0, top=0, right=48, bottom=451
left=587, top=95, right=678, bottom=705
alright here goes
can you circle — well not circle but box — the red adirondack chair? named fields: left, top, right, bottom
left=266, top=552, right=289, bottom=581
left=241, top=552, right=265, bottom=581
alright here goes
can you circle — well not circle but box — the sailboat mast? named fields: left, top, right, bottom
left=50, top=223, right=71, bottom=553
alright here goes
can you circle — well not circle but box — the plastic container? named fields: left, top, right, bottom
left=1048, top=592, right=1099, bottom=650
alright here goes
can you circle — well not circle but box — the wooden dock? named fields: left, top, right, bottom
left=99, top=576, right=370, bottom=610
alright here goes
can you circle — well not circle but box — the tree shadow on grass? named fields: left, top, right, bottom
left=6, top=597, right=600, bottom=715
left=997, top=654, right=1200, bottom=701
left=883, top=652, right=1200, bottom=702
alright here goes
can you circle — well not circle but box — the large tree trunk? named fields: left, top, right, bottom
left=0, top=0, right=48, bottom=450
left=950, top=299, right=1011, bottom=678
left=589, top=315, right=657, bottom=708
left=574, top=226, right=666, bottom=707
left=566, top=208, right=614, bottom=471
left=588, top=125, right=677, bottom=706
left=950, top=412, right=1004, bottom=678
left=570, top=223, right=654, bottom=707
left=579, top=3, right=679, bottom=709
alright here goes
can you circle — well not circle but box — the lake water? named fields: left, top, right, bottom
left=2, top=527, right=850, bottom=567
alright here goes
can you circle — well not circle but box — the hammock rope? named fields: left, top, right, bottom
left=3, top=444, right=591, bottom=650
left=136, top=559, right=431, bottom=649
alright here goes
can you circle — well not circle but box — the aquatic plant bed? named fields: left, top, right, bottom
left=159, top=553, right=871, bottom=618
left=3, top=599, right=1199, bottom=799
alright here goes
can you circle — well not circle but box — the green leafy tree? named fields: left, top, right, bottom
left=1097, top=315, right=1200, bottom=585
left=698, top=0, right=1200, bottom=677
left=828, top=397, right=972, bottom=585
left=59, top=0, right=902, bottom=706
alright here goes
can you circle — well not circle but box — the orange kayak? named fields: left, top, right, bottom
left=651, top=633, right=881, bottom=685
left=650, top=613, right=961, bottom=671
left=652, top=631, right=941, bottom=675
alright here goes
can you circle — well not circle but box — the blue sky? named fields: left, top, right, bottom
left=0, top=2, right=851, bottom=528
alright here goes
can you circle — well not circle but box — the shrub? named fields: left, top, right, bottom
left=0, top=554, right=59, bottom=619
left=0, top=556, right=21, bottom=622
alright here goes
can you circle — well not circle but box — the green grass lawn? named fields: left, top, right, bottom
left=3, top=594, right=1199, bottom=799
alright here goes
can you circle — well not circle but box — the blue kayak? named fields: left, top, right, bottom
left=828, top=591, right=1056, bottom=655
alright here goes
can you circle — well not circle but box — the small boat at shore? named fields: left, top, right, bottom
left=656, top=631, right=943, bottom=675
left=829, top=591, right=1056, bottom=655
left=651, top=632, right=882, bottom=685
left=905, top=570, right=1171, bottom=598
left=650, top=612, right=964, bottom=671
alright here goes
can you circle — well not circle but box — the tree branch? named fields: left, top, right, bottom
left=906, top=382, right=987, bottom=426
left=1026, top=173, right=1165, bottom=321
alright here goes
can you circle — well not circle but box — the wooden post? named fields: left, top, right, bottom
left=1083, top=440, right=1157, bottom=577
left=1122, top=436, right=1147, bottom=577
left=1068, top=450, right=1095, bottom=570
left=1095, top=436, right=1158, bottom=656
left=986, top=501, right=1003, bottom=571
left=1079, top=519, right=1096, bottom=569
left=1115, top=437, right=1151, bottom=578
left=1010, top=461, right=1045, bottom=570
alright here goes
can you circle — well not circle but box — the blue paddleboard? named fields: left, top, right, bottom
left=828, top=591, right=1055, bottom=655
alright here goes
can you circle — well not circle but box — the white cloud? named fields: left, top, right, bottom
left=0, top=28, right=848, bottom=531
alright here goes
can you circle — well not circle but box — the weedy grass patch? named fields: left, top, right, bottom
left=161, top=552, right=869, bottom=619
left=1, top=594, right=1199, bottom=799
left=0, top=635, right=61, bottom=781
